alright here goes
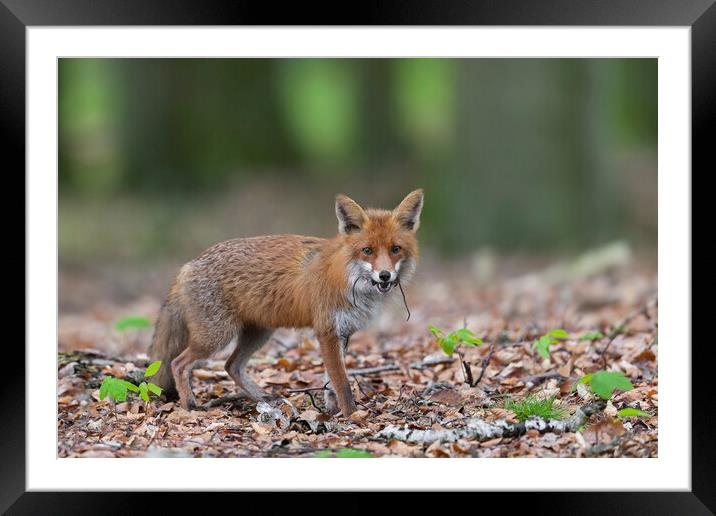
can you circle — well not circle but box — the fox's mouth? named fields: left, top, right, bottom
left=371, top=279, right=397, bottom=293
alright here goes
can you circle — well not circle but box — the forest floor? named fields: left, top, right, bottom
left=58, top=251, right=657, bottom=458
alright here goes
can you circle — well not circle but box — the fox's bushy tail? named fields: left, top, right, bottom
left=148, top=293, right=187, bottom=398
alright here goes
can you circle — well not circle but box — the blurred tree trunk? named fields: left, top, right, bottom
left=442, top=59, right=618, bottom=253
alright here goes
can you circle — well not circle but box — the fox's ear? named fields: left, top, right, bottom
left=393, top=189, right=424, bottom=232
left=335, top=194, right=368, bottom=234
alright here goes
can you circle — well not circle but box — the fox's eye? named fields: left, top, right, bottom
left=362, top=247, right=373, bottom=255
left=391, top=245, right=402, bottom=254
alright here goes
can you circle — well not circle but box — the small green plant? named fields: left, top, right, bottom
left=579, top=331, right=605, bottom=341
left=617, top=407, right=651, bottom=418
left=429, top=325, right=483, bottom=356
left=504, top=395, right=566, bottom=422
left=532, top=329, right=569, bottom=359
left=98, top=376, right=139, bottom=402
left=315, top=448, right=373, bottom=458
left=115, top=316, right=151, bottom=331
left=99, top=360, right=163, bottom=403
left=137, top=360, right=163, bottom=401
left=577, top=370, right=633, bottom=400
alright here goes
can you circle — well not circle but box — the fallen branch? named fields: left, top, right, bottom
left=346, top=364, right=400, bottom=375
left=378, top=400, right=606, bottom=444
left=411, top=357, right=455, bottom=370
left=345, top=357, right=454, bottom=376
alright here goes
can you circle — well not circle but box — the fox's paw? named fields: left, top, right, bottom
left=179, top=399, right=197, bottom=411
left=324, top=389, right=340, bottom=415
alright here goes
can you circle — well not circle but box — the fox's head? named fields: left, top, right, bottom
left=335, top=189, right=424, bottom=297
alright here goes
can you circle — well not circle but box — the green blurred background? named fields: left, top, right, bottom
left=59, top=58, right=656, bottom=271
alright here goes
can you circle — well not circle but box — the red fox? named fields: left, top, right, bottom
left=149, top=189, right=423, bottom=416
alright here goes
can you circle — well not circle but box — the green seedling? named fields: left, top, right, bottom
left=532, top=329, right=570, bottom=359
left=99, top=360, right=163, bottom=403
left=115, top=316, right=151, bottom=331
left=315, top=448, right=373, bottom=458
left=617, top=407, right=651, bottom=418
left=429, top=325, right=483, bottom=356
left=577, top=370, right=633, bottom=400
left=99, top=376, right=139, bottom=402
left=504, top=395, right=566, bottom=422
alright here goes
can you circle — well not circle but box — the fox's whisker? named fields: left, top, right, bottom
left=397, top=280, right=411, bottom=321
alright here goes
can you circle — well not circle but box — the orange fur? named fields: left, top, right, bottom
left=148, top=189, right=424, bottom=416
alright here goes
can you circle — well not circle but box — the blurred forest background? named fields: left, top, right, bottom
left=58, top=58, right=657, bottom=312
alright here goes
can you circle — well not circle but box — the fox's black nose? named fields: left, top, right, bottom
left=379, top=271, right=391, bottom=282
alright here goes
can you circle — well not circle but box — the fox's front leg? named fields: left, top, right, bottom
left=317, top=331, right=356, bottom=417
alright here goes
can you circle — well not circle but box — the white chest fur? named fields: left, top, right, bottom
left=333, top=301, right=383, bottom=339
left=333, top=260, right=386, bottom=339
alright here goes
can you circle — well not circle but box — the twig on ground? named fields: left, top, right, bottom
left=455, top=348, right=474, bottom=386
left=524, top=371, right=566, bottom=389
left=286, top=385, right=325, bottom=393
left=346, top=364, right=400, bottom=375
left=600, top=298, right=657, bottom=368
left=344, top=357, right=454, bottom=376
left=378, top=400, right=606, bottom=444
left=410, top=357, right=455, bottom=370
left=305, top=391, right=322, bottom=413
left=473, top=342, right=496, bottom=386
left=201, top=394, right=247, bottom=408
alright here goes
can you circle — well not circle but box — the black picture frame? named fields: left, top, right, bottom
left=5, top=1, right=712, bottom=513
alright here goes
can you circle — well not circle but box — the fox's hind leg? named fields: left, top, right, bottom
left=172, top=324, right=233, bottom=410
left=171, top=344, right=211, bottom=410
left=225, top=325, right=274, bottom=401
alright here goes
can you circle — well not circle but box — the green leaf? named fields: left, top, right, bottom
left=456, top=332, right=483, bottom=346
left=577, top=373, right=593, bottom=385
left=579, top=331, right=605, bottom=341
left=589, top=370, right=634, bottom=400
left=107, top=379, right=128, bottom=402
left=122, top=380, right=139, bottom=393
left=138, top=382, right=149, bottom=402
left=548, top=329, right=570, bottom=339
left=99, top=377, right=110, bottom=400
left=314, top=450, right=332, bottom=458
left=144, top=360, right=162, bottom=377
left=115, top=316, right=151, bottom=331
left=533, top=336, right=551, bottom=359
left=334, top=448, right=373, bottom=458
left=147, top=383, right=162, bottom=396
left=439, top=337, right=457, bottom=356
left=100, top=376, right=134, bottom=402
left=617, top=407, right=651, bottom=418
left=428, top=325, right=444, bottom=339
left=452, top=328, right=476, bottom=342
